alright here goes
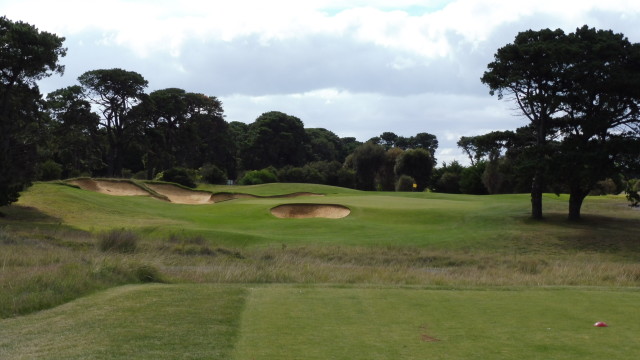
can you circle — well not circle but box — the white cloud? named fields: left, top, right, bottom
left=5, top=0, right=640, bottom=165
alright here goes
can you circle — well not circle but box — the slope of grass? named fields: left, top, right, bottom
left=3, top=283, right=637, bottom=360
left=10, top=182, right=639, bottom=252
left=0, top=284, right=246, bottom=360
left=233, top=285, right=640, bottom=360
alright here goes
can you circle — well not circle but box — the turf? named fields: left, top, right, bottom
left=233, top=285, right=640, bottom=360
left=1, top=182, right=640, bottom=359
left=2, top=284, right=639, bottom=360
left=0, top=284, right=246, bottom=360
left=9, top=182, right=640, bottom=252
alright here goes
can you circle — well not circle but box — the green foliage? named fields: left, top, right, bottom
left=45, top=85, right=103, bottom=178
left=482, top=26, right=640, bottom=220
left=78, top=68, right=148, bottom=177
left=238, top=168, right=278, bottom=185
left=350, top=142, right=386, bottom=190
left=432, top=161, right=464, bottom=193
left=133, top=264, right=163, bottom=283
left=199, top=164, right=227, bottom=184
left=395, top=174, right=416, bottom=192
left=161, top=167, right=197, bottom=188
left=0, top=16, right=66, bottom=206
left=394, top=148, right=433, bottom=191
left=36, top=159, right=63, bottom=181
left=459, top=162, right=488, bottom=195
left=625, top=179, right=640, bottom=207
left=97, top=229, right=139, bottom=253
left=242, top=111, right=308, bottom=169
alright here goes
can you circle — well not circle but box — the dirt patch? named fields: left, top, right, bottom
left=146, top=184, right=214, bottom=205
left=68, top=179, right=150, bottom=197
left=270, top=203, right=350, bottom=219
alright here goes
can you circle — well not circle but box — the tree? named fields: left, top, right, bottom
left=482, top=28, right=571, bottom=219
left=379, top=131, right=399, bottom=150
left=553, top=26, right=640, bottom=220
left=241, top=111, right=308, bottom=170
left=410, top=132, right=438, bottom=159
left=349, top=142, right=386, bottom=190
left=483, top=26, right=640, bottom=220
left=46, top=86, right=102, bottom=177
left=78, top=69, right=148, bottom=177
left=306, top=128, right=343, bottom=162
left=432, top=161, right=464, bottom=193
left=394, top=148, right=433, bottom=191
left=0, top=17, right=66, bottom=206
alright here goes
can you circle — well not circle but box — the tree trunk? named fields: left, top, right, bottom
left=531, top=171, right=543, bottom=220
left=568, top=187, right=588, bottom=221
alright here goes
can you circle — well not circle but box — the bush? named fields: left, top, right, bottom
left=200, top=164, right=227, bottom=184
left=337, top=168, right=356, bottom=189
left=590, top=178, right=618, bottom=195
left=161, top=167, right=197, bottom=188
left=97, top=229, right=138, bottom=253
left=238, top=168, right=278, bottom=185
left=36, top=159, right=63, bottom=181
left=395, top=175, right=416, bottom=192
left=133, top=264, right=163, bottom=283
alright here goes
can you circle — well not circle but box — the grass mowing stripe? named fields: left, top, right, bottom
left=0, top=284, right=247, bottom=360
left=232, top=286, right=640, bottom=360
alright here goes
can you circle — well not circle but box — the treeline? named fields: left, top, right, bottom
left=3, top=16, right=640, bottom=220
left=37, top=68, right=441, bottom=192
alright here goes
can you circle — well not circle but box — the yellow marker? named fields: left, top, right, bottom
left=412, top=183, right=417, bottom=188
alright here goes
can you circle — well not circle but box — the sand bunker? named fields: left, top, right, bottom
left=270, top=203, right=350, bottom=219
left=68, top=179, right=150, bottom=197
left=67, top=179, right=325, bottom=206
left=146, top=183, right=214, bottom=205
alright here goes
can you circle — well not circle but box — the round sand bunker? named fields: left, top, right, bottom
left=270, top=203, right=350, bottom=219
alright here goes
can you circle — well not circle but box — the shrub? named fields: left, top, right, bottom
left=337, top=168, right=356, bottom=189
left=161, top=167, right=197, bottom=188
left=200, top=164, right=227, bottom=184
left=238, top=168, right=278, bottom=185
left=133, top=264, right=163, bottom=283
left=36, top=159, right=63, bottom=181
left=97, top=229, right=138, bottom=253
left=395, top=175, right=416, bottom=192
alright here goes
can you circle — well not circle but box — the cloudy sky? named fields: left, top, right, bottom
left=4, top=0, right=640, bottom=164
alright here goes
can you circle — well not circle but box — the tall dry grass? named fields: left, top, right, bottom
left=2, top=226, right=640, bottom=318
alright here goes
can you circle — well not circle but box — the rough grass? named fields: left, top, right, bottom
left=0, top=284, right=246, bottom=360
left=1, top=183, right=640, bottom=358
left=1, top=183, right=640, bottom=319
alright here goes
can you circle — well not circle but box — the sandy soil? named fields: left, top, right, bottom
left=270, top=203, right=351, bottom=219
left=146, top=184, right=214, bottom=205
left=68, top=179, right=151, bottom=197
left=67, top=179, right=327, bottom=206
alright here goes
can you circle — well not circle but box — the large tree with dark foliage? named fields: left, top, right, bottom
left=554, top=26, right=640, bottom=220
left=0, top=16, right=66, bottom=206
left=46, top=86, right=102, bottom=178
left=481, top=28, right=567, bottom=219
left=482, top=26, right=640, bottom=220
left=78, top=68, right=148, bottom=177
left=241, top=111, right=308, bottom=170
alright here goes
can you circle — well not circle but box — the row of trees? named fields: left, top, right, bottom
left=0, top=15, right=439, bottom=206
left=2, top=16, right=639, bottom=222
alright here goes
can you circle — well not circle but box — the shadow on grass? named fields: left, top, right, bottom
left=0, top=204, right=61, bottom=224
left=521, top=212, right=640, bottom=257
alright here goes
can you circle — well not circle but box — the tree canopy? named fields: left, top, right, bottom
left=482, top=25, right=640, bottom=220
left=0, top=16, right=66, bottom=206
